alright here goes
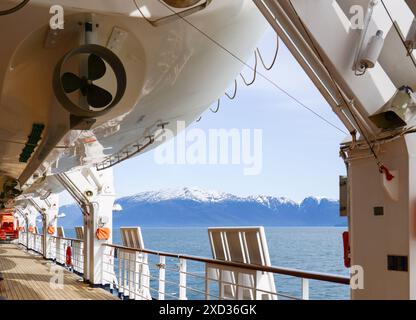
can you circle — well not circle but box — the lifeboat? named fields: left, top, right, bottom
left=0, top=211, right=18, bottom=241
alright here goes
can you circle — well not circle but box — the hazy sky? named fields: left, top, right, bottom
left=61, top=27, right=347, bottom=205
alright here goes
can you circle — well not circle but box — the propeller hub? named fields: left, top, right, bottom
left=53, top=44, right=127, bottom=118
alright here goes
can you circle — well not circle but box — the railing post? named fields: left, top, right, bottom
left=128, top=252, right=135, bottom=299
left=50, top=237, right=56, bottom=261
left=205, top=264, right=210, bottom=300
left=118, top=249, right=123, bottom=297
left=302, top=278, right=309, bottom=300
left=179, top=258, right=187, bottom=300
left=56, top=237, right=61, bottom=264
left=158, top=256, right=166, bottom=300
left=124, top=251, right=129, bottom=298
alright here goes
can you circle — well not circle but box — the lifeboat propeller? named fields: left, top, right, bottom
left=61, top=53, right=113, bottom=109
left=53, top=44, right=127, bottom=119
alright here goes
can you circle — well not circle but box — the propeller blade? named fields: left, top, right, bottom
left=88, top=54, right=106, bottom=81
left=61, top=72, right=82, bottom=93
left=86, top=85, right=113, bottom=109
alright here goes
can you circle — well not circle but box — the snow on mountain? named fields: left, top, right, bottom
left=58, top=187, right=345, bottom=228
left=123, top=187, right=303, bottom=207
left=126, top=187, right=238, bottom=203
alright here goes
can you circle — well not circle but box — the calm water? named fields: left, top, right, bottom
left=65, top=227, right=350, bottom=300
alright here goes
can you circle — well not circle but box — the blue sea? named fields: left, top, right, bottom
left=65, top=227, right=350, bottom=300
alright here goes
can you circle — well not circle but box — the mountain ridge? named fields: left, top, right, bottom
left=58, top=187, right=346, bottom=228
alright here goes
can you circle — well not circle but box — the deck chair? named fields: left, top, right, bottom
left=207, top=227, right=277, bottom=300
left=57, top=227, right=65, bottom=238
left=119, top=227, right=151, bottom=300
left=74, top=226, right=83, bottom=240
left=73, top=227, right=84, bottom=273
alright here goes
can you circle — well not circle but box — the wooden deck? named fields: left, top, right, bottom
left=0, top=244, right=118, bottom=300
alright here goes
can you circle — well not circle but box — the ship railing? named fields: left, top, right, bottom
left=102, top=243, right=350, bottom=301
left=50, top=235, right=84, bottom=275
left=18, top=230, right=27, bottom=246
left=19, top=231, right=44, bottom=254
left=17, top=232, right=84, bottom=275
left=33, top=233, right=43, bottom=254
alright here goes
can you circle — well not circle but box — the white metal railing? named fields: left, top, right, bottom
left=17, top=232, right=349, bottom=300
left=102, top=244, right=350, bottom=301
left=34, top=233, right=43, bottom=254
left=18, top=232, right=84, bottom=275
left=21, top=232, right=44, bottom=254
left=50, top=235, right=84, bottom=274
left=19, top=231, right=42, bottom=253
left=18, top=231, right=27, bottom=246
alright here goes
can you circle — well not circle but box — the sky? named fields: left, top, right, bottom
left=61, top=26, right=347, bottom=205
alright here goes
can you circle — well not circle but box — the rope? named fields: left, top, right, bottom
left=156, top=0, right=347, bottom=135
left=0, top=0, right=30, bottom=16
left=209, top=99, right=220, bottom=113
left=240, top=51, right=258, bottom=86
left=224, top=79, right=238, bottom=100
left=256, top=35, right=279, bottom=70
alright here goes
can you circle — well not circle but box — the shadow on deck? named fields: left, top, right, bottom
left=0, top=244, right=118, bottom=300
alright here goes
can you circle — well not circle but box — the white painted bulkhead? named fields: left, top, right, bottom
left=347, top=134, right=416, bottom=299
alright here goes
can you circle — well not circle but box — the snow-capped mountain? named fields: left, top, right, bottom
left=58, top=187, right=345, bottom=228
left=125, top=187, right=239, bottom=203
left=123, top=187, right=331, bottom=207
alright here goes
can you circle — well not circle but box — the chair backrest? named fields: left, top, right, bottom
left=120, top=227, right=145, bottom=249
left=57, top=227, right=65, bottom=238
left=74, top=226, right=84, bottom=240
left=207, top=226, right=277, bottom=300
left=208, top=227, right=271, bottom=266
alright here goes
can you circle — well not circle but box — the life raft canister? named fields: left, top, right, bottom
left=66, top=246, right=72, bottom=266
left=47, top=226, right=55, bottom=235
left=342, top=231, right=351, bottom=268
left=96, top=227, right=110, bottom=240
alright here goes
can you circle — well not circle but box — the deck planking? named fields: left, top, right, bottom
left=0, top=244, right=118, bottom=300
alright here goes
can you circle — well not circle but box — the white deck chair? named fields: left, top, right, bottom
left=119, top=227, right=151, bottom=300
left=57, top=226, right=65, bottom=238
left=73, top=226, right=84, bottom=273
left=207, top=227, right=277, bottom=300
left=56, top=227, right=65, bottom=264
left=74, top=226, right=83, bottom=240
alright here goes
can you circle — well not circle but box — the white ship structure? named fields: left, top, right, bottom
left=0, top=0, right=415, bottom=300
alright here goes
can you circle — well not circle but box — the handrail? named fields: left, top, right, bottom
left=103, top=243, right=350, bottom=285
left=50, top=235, right=83, bottom=242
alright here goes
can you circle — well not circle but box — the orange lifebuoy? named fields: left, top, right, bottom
left=47, top=226, right=55, bottom=235
left=342, top=231, right=351, bottom=268
left=28, top=226, right=35, bottom=233
left=96, top=227, right=110, bottom=240
left=66, top=246, right=72, bottom=266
